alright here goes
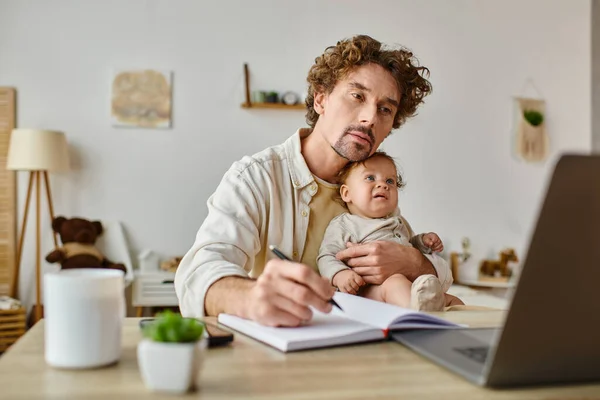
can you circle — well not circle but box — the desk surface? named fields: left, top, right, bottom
left=1, top=312, right=599, bottom=399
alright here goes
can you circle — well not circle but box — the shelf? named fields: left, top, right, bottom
left=241, top=63, right=305, bottom=111
left=241, top=102, right=305, bottom=110
left=456, top=278, right=516, bottom=289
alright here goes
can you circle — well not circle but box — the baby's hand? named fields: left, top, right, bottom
left=332, top=269, right=365, bottom=295
left=423, top=232, right=444, bottom=253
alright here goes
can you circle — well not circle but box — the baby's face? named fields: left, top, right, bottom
left=340, top=156, right=399, bottom=218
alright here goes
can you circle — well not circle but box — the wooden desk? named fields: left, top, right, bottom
left=1, top=312, right=599, bottom=399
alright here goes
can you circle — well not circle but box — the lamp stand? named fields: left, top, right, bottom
left=11, top=171, right=59, bottom=324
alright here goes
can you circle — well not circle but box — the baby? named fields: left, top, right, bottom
left=317, top=151, right=463, bottom=311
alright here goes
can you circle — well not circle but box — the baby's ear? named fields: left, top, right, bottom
left=340, top=184, right=351, bottom=203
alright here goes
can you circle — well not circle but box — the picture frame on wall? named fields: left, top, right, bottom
left=111, top=69, right=172, bottom=129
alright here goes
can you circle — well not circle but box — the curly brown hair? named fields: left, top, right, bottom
left=335, top=151, right=405, bottom=208
left=305, top=35, right=432, bottom=130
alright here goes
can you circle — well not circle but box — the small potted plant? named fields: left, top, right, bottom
left=137, top=310, right=207, bottom=393
left=265, top=91, right=279, bottom=103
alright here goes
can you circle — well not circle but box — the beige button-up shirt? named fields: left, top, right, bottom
left=175, top=129, right=452, bottom=317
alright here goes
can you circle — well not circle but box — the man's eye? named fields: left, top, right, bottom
left=366, top=175, right=375, bottom=181
left=386, top=178, right=395, bottom=185
left=352, top=93, right=363, bottom=101
left=379, top=107, right=392, bottom=115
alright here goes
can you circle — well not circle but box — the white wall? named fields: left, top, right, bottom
left=0, top=0, right=591, bottom=307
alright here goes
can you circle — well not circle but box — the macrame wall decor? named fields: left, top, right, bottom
left=513, top=79, right=548, bottom=163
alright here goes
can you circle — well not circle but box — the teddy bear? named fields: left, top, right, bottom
left=45, top=216, right=127, bottom=273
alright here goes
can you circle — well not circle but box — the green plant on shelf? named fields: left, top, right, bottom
left=523, top=109, right=544, bottom=126
left=141, top=310, right=204, bottom=343
left=265, top=91, right=279, bottom=103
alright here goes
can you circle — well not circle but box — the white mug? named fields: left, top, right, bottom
left=44, top=269, right=125, bottom=369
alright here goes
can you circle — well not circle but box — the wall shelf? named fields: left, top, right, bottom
left=241, top=63, right=306, bottom=111
left=241, top=102, right=305, bottom=110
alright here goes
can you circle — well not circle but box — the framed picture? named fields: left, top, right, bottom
left=111, top=69, right=172, bottom=128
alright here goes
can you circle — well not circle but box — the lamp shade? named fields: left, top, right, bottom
left=6, top=129, right=70, bottom=172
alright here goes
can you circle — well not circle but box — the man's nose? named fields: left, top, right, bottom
left=359, top=104, right=377, bottom=127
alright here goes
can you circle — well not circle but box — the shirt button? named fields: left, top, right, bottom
left=292, top=251, right=298, bottom=258
left=294, top=180, right=300, bottom=186
left=311, top=183, right=317, bottom=191
left=301, top=210, right=308, bottom=217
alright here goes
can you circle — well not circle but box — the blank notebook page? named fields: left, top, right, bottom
left=218, top=310, right=384, bottom=352
left=332, top=292, right=418, bottom=329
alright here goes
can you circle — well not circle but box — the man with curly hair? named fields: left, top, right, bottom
left=175, top=35, right=452, bottom=326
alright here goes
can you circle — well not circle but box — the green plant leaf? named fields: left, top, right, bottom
left=523, top=109, right=544, bottom=126
left=142, top=310, right=205, bottom=343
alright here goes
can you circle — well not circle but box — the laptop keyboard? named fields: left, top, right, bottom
left=453, top=346, right=490, bottom=364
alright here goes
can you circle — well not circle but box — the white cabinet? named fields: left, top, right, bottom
left=132, top=272, right=179, bottom=315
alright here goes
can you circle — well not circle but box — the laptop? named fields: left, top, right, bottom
left=391, top=154, right=600, bottom=388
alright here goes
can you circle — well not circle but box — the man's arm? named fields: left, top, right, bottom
left=204, top=276, right=255, bottom=317
left=204, top=261, right=335, bottom=327
left=175, top=166, right=335, bottom=326
left=410, top=247, right=437, bottom=279
left=337, top=240, right=436, bottom=283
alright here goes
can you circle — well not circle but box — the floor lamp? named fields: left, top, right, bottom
left=6, top=129, right=69, bottom=324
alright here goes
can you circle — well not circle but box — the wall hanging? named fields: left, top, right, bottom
left=513, top=79, right=548, bottom=163
left=111, top=69, right=172, bottom=129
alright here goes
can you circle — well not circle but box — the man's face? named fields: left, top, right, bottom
left=340, top=156, right=399, bottom=219
left=314, top=63, right=400, bottom=162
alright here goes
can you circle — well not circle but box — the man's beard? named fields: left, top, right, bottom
left=331, top=125, right=375, bottom=162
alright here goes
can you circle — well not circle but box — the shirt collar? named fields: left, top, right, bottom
left=284, top=128, right=315, bottom=189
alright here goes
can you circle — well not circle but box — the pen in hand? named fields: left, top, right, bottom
left=269, top=245, right=343, bottom=312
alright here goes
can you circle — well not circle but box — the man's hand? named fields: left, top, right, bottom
left=422, top=232, right=444, bottom=253
left=242, top=259, right=335, bottom=327
left=332, top=269, right=365, bottom=295
left=335, top=241, right=436, bottom=285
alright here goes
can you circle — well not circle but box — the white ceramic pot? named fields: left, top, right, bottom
left=137, top=338, right=207, bottom=393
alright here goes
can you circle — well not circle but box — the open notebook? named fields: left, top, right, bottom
left=217, top=292, right=460, bottom=352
